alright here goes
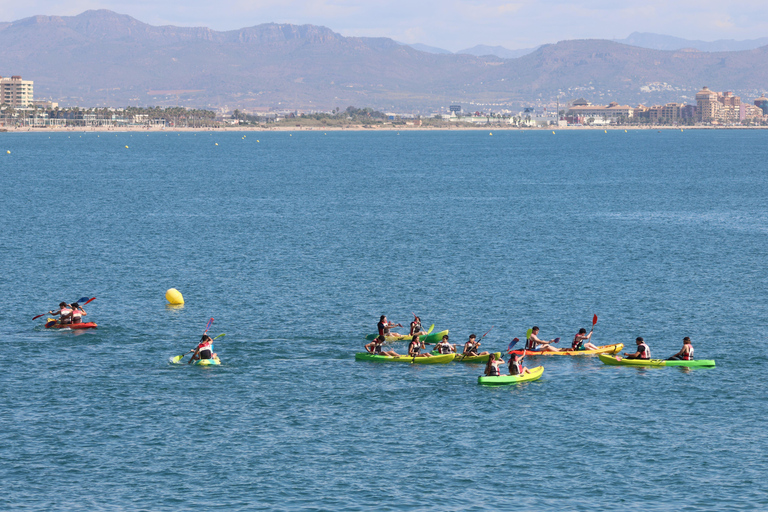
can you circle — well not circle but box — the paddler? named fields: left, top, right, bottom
left=408, top=334, right=432, bottom=358
left=667, top=337, right=694, bottom=360
left=508, top=352, right=532, bottom=376
left=526, top=326, right=561, bottom=352
left=623, top=337, right=651, bottom=360
left=410, top=316, right=427, bottom=336
left=189, top=334, right=217, bottom=364
left=572, top=328, right=598, bottom=351
left=463, top=334, right=489, bottom=356
left=365, top=335, right=400, bottom=357
left=48, top=302, right=73, bottom=325
left=378, top=315, right=402, bottom=337
left=484, top=352, right=504, bottom=376
left=70, top=302, right=87, bottom=324
left=434, top=335, right=456, bottom=354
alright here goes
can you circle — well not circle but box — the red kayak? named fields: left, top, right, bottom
left=45, top=321, right=97, bottom=329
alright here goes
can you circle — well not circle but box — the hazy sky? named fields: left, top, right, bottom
left=3, top=0, right=768, bottom=51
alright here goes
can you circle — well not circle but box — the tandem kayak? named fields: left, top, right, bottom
left=452, top=352, right=501, bottom=363
left=508, top=343, right=623, bottom=357
left=45, top=319, right=97, bottom=329
left=478, top=366, right=544, bottom=386
left=170, top=355, right=221, bottom=365
left=355, top=353, right=456, bottom=364
left=598, top=354, right=715, bottom=368
left=365, top=329, right=448, bottom=344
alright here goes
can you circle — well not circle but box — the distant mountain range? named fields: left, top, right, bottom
left=1, top=10, right=767, bottom=110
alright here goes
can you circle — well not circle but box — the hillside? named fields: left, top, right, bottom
left=1, top=10, right=766, bottom=110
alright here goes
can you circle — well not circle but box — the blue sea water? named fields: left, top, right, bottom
left=1, top=129, right=767, bottom=511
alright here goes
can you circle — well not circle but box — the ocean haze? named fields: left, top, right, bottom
left=2, top=10, right=768, bottom=109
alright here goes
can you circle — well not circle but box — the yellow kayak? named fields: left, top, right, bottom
left=508, top=343, right=623, bottom=356
left=355, top=353, right=456, bottom=364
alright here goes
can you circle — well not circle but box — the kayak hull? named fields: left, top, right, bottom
left=453, top=352, right=501, bottom=363
left=598, top=354, right=715, bottom=368
left=355, top=353, right=456, bottom=364
left=509, top=343, right=622, bottom=356
left=478, top=366, right=544, bottom=386
left=365, top=329, right=448, bottom=344
left=45, top=321, right=97, bottom=329
left=193, top=356, right=221, bottom=366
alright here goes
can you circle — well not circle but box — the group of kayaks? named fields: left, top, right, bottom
left=356, top=331, right=716, bottom=386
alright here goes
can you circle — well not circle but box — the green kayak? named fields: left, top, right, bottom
left=478, top=366, right=544, bottom=386
left=355, top=353, right=456, bottom=364
left=442, top=351, right=501, bottom=363
left=598, top=354, right=715, bottom=368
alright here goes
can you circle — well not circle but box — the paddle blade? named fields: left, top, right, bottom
left=83, top=297, right=96, bottom=306
left=32, top=314, right=46, bottom=320
left=212, top=333, right=226, bottom=340
left=593, top=314, right=598, bottom=327
left=204, top=318, right=214, bottom=333
left=553, top=337, right=561, bottom=344
left=76, top=297, right=89, bottom=303
left=425, top=324, right=435, bottom=335
left=507, top=339, right=519, bottom=352
left=45, top=320, right=56, bottom=328
left=526, top=328, right=533, bottom=339
left=170, top=354, right=184, bottom=364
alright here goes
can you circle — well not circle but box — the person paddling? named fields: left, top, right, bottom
left=365, top=335, right=400, bottom=357
left=410, top=316, right=427, bottom=336
left=508, top=352, right=532, bottom=376
left=623, top=337, right=651, bottom=360
left=572, top=328, right=598, bottom=351
left=434, top=335, right=456, bottom=355
left=70, top=302, right=87, bottom=324
left=526, top=326, right=561, bottom=352
left=48, top=302, right=73, bottom=325
left=189, top=334, right=217, bottom=364
left=484, top=352, right=504, bottom=376
left=667, top=337, right=694, bottom=361
left=463, top=334, right=489, bottom=356
left=408, top=334, right=432, bottom=358
left=378, top=315, right=402, bottom=337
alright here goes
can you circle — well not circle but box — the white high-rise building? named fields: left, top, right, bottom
left=1, top=76, right=34, bottom=107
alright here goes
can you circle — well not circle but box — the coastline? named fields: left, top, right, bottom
left=2, top=124, right=766, bottom=133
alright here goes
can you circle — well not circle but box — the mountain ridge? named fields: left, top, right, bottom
left=2, top=10, right=767, bottom=110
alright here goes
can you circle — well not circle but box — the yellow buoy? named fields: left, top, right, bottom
left=625, top=130, right=627, bottom=133
left=6, top=150, right=10, bottom=154
left=125, top=145, right=129, bottom=148
left=604, top=130, right=607, bottom=133
left=489, top=132, right=493, bottom=136
left=552, top=131, right=555, bottom=134
left=215, top=143, right=218, bottom=146
left=257, top=140, right=260, bottom=142
left=165, top=288, right=184, bottom=305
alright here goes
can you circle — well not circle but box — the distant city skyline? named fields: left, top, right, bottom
left=2, top=0, right=768, bottom=52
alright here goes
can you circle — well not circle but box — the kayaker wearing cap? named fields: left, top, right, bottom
left=463, top=334, right=489, bottom=357
left=408, top=334, right=432, bottom=358
left=572, top=328, right=598, bottom=351
left=378, top=315, right=402, bottom=337
left=365, top=335, right=400, bottom=357
left=70, top=302, right=87, bottom=324
left=508, top=352, right=531, bottom=376
left=484, top=353, right=504, bottom=376
left=667, top=337, right=694, bottom=361
left=434, top=335, right=455, bottom=354
left=526, top=327, right=561, bottom=352
left=410, top=316, right=426, bottom=336
left=624, top=337, right=651, bottom=360
left=48, top=302, right=73, bottom=325
left=189, top=334, right=217, bottom=364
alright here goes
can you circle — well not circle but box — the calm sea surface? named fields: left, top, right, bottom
left=1, top=129, right=767, bottom=511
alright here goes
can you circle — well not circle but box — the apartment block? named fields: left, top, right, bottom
left=0, top=75, right=34, bottom=107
